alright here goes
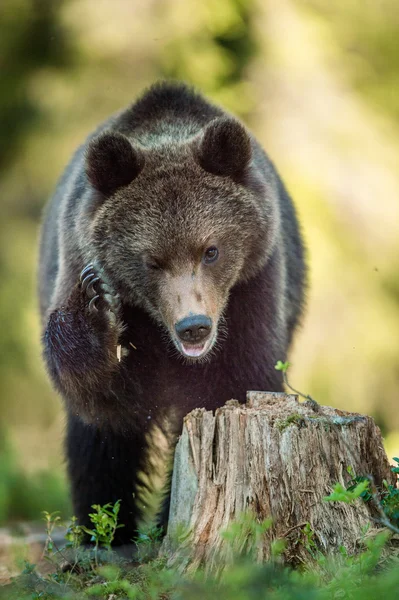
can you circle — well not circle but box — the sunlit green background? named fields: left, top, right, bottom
left=1, top=0, right=399, bottom=526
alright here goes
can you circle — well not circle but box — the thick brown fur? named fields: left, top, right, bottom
left=38, top=81, right=307, bottom=543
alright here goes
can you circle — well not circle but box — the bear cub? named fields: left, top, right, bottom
left=39, top=82, right=306, bottom=543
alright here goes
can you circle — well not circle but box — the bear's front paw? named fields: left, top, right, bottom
left=80, top=263, right=121, bottom=326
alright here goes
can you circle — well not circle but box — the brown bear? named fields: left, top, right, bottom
left=38, top=81, right=306, bottom=543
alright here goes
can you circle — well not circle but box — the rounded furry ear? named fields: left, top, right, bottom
left=86, top=132, right=144, bottom=195
left=194, top=117, right=252, bottom=177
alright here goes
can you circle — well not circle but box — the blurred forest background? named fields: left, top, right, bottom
left=1, top=0, right=399, bottom=526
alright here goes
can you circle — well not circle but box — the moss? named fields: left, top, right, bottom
left=275, top=413, right=306, bottom=432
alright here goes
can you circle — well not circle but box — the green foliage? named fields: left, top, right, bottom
left=0, top=431, right=70, bottom=524
left=81, top=500, right=124, bottom=553
left=301, top=0, right=399, bottom=126
left=391, top=457, right=399, bottom=475
left=300, top=522, right=319, bottom=559
left=325, top=458, right=399, bottom=530
left=324, top=480, right=370, bottom=504
left=64, top=515, right=85, bottom=549
left=2, top=500, right=399, bottom=599
left=158, top=0, right=258, bottom=116
left=346, top=477, right=373, bottom=502
left=1, top=513, right=399, bottom=600
left=42, top=510, right=63, bottom=555
left=275, top=360, right=291, bottom=373
left=134, top=525, right=164, bottom=562
left=275, top=413, right=305, bottom=432
left=0, top=0, right=75, bottom=170
left=381, top=457, right=399, bottom=527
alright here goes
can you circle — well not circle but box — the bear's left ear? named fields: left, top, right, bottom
left=86, top=132, right=145, bottom=195
left=194, top=117, right=252, bottom=178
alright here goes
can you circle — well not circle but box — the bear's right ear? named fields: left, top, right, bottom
left=86, top=132, right=144, bottom=195
left=194, top=117, right=252, bottom=178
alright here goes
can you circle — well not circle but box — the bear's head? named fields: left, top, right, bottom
left=84, top=117, right=278, bottom=361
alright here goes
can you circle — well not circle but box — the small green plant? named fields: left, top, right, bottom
left=135, top=524, right=164, bottom=562
left=301, top=522, right=319, bottom=559
left=390, top=456, right=399, bottom=476
left=275, top=360, right=319, bottom=408
left=42, top=510, right=62, bottom=556
left=275, top=360, right=290, bottom=372
left=325, top=459, right=399, bottom=534
left=64, top=514, right=85, bottom=549
left=84, top=565, right=133, bottom=598
left=82, top=500, right=124, bottom=560
left=324, top=480, right=371, bottom=504
left=20, top=560, right=37, bottom=575
left=346, top=469, right=373, bottom=502
left=380, top=457, right=399, bottom=527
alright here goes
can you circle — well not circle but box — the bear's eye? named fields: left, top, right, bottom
left=203, top=246, right=219, bottom=265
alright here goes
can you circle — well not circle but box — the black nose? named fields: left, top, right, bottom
left=175, top=315, right=212, bottom=344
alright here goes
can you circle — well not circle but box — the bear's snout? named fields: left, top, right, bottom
left=173, top=314, right=214, bottom=358
left=175, top=315, right=212, bottom=344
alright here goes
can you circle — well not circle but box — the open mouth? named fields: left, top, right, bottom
left=176, top=335, right=215, bottom=359
left=181, top=342, right=207, bottom=358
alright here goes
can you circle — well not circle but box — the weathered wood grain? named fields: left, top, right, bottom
left=163, top=392, right=394, bottom=570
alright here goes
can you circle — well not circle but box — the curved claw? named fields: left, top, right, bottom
left=81, top=272, right=96, bottom=293
left=88, top=295, right=99, bottom=313
left=86, top=277, right=100, bottom=299
left=80, top=263, right=94, bottom=282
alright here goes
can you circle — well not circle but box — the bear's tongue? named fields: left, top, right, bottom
left=181, top=343, right=206, bottom=358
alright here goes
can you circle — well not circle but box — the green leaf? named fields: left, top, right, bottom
left=275, top=360, right=290, bottom=372
left=324, top=480, right=370, bottom=503
left=81, top=526, right=96, bottom=536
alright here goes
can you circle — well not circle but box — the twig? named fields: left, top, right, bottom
left=367, top=475, right=399, bottom=535
left=282, top=522, right=309, bottom=538
left=283, top=373, right=320, bottom=411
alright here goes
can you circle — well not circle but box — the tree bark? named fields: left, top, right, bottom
left=162, top=392, right=395, bottom=570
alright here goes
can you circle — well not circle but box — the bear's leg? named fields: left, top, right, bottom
left=66, top=413, right=146, bottom=544
left=43, top=264, right=124, bottom=422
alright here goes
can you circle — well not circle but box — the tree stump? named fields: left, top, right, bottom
left=162, top=392, right=395, bottom=570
